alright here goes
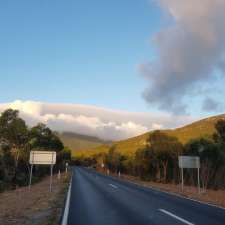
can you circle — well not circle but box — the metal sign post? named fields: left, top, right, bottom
left=181, top=167, right=184, bottom=192
left=197, top=167, right=200, bottom=194
left=29, top=164, right=33, bottom=190
left=179, top=156, right=200, bottom=194
left=50, top=164, right=53, bottom=192
left=29, top=151, right=56, bottom=192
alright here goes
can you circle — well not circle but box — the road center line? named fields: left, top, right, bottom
left=159, top=209, right=195, bottom=225
left=109, top=184, right=118, bottom=189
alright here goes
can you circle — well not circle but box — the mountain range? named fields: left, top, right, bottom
left=58, top=114, right=225, bottom=157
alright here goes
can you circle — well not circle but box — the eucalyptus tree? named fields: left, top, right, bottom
left=0, top=109, right=28, bottom=185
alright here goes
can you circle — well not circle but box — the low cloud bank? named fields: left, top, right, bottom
left=0, top=100, right=194, bottom=140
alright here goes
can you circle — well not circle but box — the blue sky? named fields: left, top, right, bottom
left=0, top=0, right=162, bottom=112
left=1, top=0, right=224, bottom=120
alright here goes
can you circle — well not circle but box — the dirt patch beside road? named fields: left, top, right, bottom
left=0, top=173, right=70, bottom=225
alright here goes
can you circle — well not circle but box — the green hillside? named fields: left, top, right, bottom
left=75, top=114, right=225, bottom=157
left=57, top=132, right=107, bottom=153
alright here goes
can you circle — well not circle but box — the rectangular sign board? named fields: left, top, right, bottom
left=29, top=151, right=56, bottom=165
left=179, top=156, right=200, bottom=169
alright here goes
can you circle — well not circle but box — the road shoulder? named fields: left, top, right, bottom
left=0, top=173, right=70, bottom=225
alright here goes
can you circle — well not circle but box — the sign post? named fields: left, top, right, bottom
left=50, top=164, right=53, bottom=192
left=29, top=151, right=56, bottom=192
left=197, top=167, right=200, bottom=194
left=181, top=166, right=184, bottom=192
left=29, top=164, right=33, bottom=190
left=178, top=156, right=200, bottom=193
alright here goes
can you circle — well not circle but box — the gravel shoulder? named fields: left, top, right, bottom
left=101, top=170, right=225, bottom=209
left=0, top=173, right=70, bottom=225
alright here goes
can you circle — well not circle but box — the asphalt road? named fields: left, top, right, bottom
left=67, top=167, right=225, bottom=225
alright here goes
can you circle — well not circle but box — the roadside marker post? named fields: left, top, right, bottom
left=58, top=170, right=61, bottom=180
left=66, top=162, right=69, bottom=173
left=29, top=151, right=56, bottom=192
left=179, top=156, right=201, bottom=194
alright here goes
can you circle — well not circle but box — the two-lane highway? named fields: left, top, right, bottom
left=67, top=167, right=225, bottom=225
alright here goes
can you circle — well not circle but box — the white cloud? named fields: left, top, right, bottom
left=0, top=100, right=195, bottom=140
left=152, top=123, right=163, bottom=130
left=141, top=0, right=225, bottom=113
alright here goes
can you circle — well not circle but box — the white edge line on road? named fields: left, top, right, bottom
left=124, top=179, right=225, bottom=211
left=61, top=179, right=72, bottom=225
left=90, top=168, right=225, bottom=211
left=109, top=184, right=118, bottom=189
left=159, top=209, right=195, bottom=225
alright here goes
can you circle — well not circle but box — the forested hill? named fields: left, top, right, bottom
left=57, top=132, right=109, bottom=152
left=75, top=114, right=225, bottom=157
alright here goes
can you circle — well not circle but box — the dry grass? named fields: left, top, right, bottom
left=0, top=173, right=70, bottom=225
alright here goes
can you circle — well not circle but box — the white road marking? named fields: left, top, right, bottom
left=109, top=184, right=118, bottom=189
left=61, top=179, right=72, bottom=225
left=159, top=209, right=195, bottom=225
left=125, top=179, right=225, bottom=211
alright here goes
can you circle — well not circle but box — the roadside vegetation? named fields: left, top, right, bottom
left=75, top=119, right=225, bottom=190
left=0, top=109, right=71, bottom=192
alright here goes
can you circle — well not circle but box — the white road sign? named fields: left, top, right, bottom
left=29, top=151, right=56, bottom=165
left=29, top=151, right=56, bottom=192
left=179, top=156, right=201, bottom=193
left=179, top=156, right=200, bottom=169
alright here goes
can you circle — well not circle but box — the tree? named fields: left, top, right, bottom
left=29, top=123, right=64, bottom=151
left=56, top=147, right=71, bottom=170
left=0, top=109, right=28, bottom=151
left=214, top=119, right=225, bottom=143
left=134, top=147, right=155, bottom=180
left=0, top=139, right=14, bottom=190
left=185, top=138, right=220, bottom=189
left=147, top=131, right=183, bottom=182
left=0, top=109, right=28, bottom=185
left=105, top=145, right=123, bottom=173
left=0, top=109, right=71, bottom=191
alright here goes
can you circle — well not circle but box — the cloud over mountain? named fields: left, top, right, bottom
left=140, top=0, right=225, bottom=113
left=0, top=100, right=194, bottom=140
